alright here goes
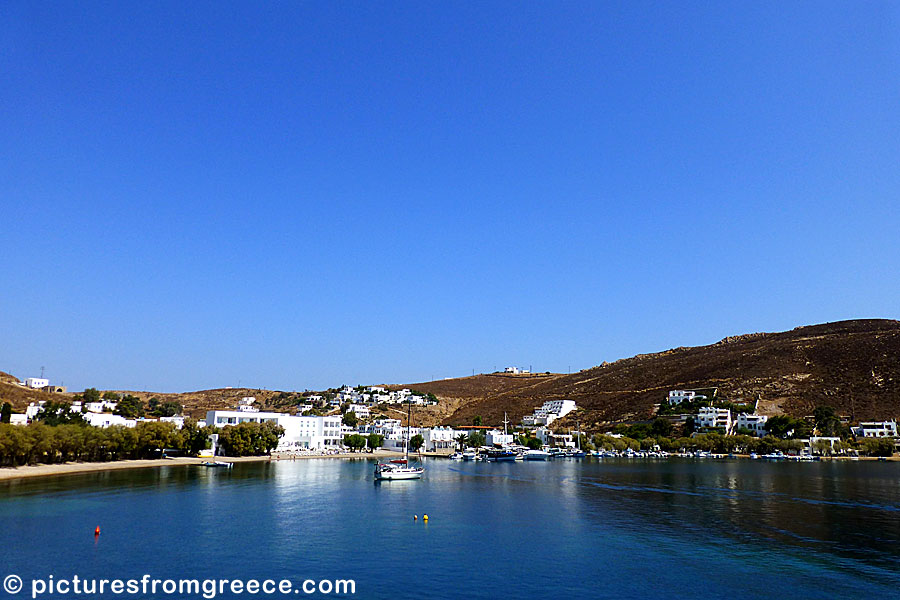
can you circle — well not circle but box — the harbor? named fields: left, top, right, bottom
left=3, top=456, right=899, bottom=600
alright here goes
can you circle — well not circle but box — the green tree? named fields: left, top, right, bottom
left=180, top=419, right=211, bottom=456
left=82, top=388, right=101, bottom=403
left=525, top=437, right=543, bottom=450
left=472, top=415, right=483, bottom=426
left=0, top=402, right=11, bottom=424
left=467, top=431, right=485, bottom=448
left=216, top=421, right=284, bottom=456
left=135, top=421, right=181, bottom=458
left=651, top=418, right=672, bottom=438
left=366, top=433, right=384, bottom=452
left=858, top=437, right=895, bottom=457
left=114, top=395, right=145, bottom=418
left=102, top=391, right=121, bottom=401
left=684, top=416, right=696, bottom=435
left=342, top=434, right=367, bottom=452
left=35, top=401, right=85, bottom=426
left=342, top=411, right=358, bottom=427
left=765, top=415, right=812, bottom=439
left=455, top=433, right=468, bottom=449
left=813, top=405, right=841, bottom=437
left=410, top=434, right=424, bottom=452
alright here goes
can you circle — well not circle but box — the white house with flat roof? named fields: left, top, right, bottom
left=854, top=420, right=898, bottom=438
left=697, top=407, right=732, bottom=433
left=85, top=400, right=117, bottom=413
left=735, top=413, right=768, bottom=437
left=485, top=430, right=514, bottom=447
left=205, top=410, right=343, bottom=451
left=83, top=413, right=136, bottom=428
left=25, top=378, right=49, bottom=389
left=422, top=427, right=457, bottom=452
left=667, top=390, right=707, bottom=406
left=347, top=404, right=370, bottom=419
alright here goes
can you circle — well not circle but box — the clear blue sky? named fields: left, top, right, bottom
left=2, top=2, right=899, bottom=393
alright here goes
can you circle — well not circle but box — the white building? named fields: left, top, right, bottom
left=735, top=413, right=768, bottom=437
left=238, top=397, right=258, bottom=412
left=697, top=407, right=732, bottom=433
left=667, top=390, right=707, bottom=406
left=25, top=402, right=44, bottom=419
left=347, top=404, right=370, bottom=419
left=806, top=436, right=843, bottom=455
left=205, top=410, right=343, bottom=451
left=535, top=427, right=574, bottom=447
left=854, top=420, right=898, bottom=438
left=85, top=400, right=117, bottom=413
left=9, top=414, right=28, bottom=426
left=523, top=399, right=577, bottom=427
left=422, top=427, right=457, bottom=452
left=503, top=366, right=531, bottom=374
left=83, top=413, right=136, bottom=428
left=485, top=430, right=514, bottom=447
left=25, top=378, right=49, bottom=389
left=159, top=416, right=185, bottom=429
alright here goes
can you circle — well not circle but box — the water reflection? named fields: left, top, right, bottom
left=1, top=458, right=898, bottom=599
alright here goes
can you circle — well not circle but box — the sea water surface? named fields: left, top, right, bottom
left=2, top=458, right=899, bottom=599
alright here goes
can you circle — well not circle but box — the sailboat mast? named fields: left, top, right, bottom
left=406, top=395, right=411, bottom=462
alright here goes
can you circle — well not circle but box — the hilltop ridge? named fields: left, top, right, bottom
left=402, top=319, right=900, bottom=428
left=3, top=319, right=898, bottom=428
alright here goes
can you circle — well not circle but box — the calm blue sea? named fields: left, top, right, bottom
left=2, top=458, right=899, bottom=600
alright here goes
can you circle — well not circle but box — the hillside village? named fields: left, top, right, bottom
left=3, top=320, right=900, bottom=461
left=4, top=370, right=899, bottom=460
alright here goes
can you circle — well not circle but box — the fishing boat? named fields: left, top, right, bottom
left=461, top=449, right=477, bottom=461
left=201, top=461, right=233, bottom=468
left=484, top=448, right=517, bottom=462
left=374, top=396, right=425, bottom=481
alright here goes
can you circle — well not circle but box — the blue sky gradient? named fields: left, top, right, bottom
left=2, top=2, right=899, bottom=392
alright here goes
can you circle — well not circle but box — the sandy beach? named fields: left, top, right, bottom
left=0, top=449, right=414, bottom=481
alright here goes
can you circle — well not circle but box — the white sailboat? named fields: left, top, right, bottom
left=374, top=395, right=425, bottom=481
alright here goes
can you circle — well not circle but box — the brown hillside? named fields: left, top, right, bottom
left=0, top=379, right=74, bottom=412
left=403, top=319, right=900, bottom=429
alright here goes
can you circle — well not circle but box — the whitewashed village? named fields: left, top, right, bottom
left=9, top=374, right=899, bottom=461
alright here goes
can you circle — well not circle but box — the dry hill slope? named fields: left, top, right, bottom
left=403, top=319, right=900, bottom=428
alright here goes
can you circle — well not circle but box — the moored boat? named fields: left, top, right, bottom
left=523, top=449, right=551, bottom=461
left=484, top=449, right=517, bottom=462
left=374, top=395, right=425, bottom=481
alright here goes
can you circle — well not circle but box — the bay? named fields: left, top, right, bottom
left=2, top=458, right=899, bottom=599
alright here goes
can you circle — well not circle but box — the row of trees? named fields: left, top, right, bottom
left=0, top=421, right=210, bottom=467
left=587, top=432, right=894, bottom=456
left=215, top=422, right=284, bottom=457
left=342, top=433, right=385, bottom=452
left=0, top=418, right=287, bottom=466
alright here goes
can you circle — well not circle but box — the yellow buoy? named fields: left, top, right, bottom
left=423, top=514, right=429, bottom=521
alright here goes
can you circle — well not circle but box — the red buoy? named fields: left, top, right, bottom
left=94, top=526, right=100, bottom=536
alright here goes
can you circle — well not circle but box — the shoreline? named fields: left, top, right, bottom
left=0, top=449, right=413, bottom=482
left=2, top=451, right=892, bottom=482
